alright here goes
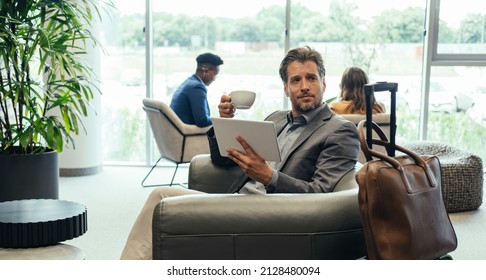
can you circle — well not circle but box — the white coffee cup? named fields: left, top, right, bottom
left=230, top=90, right=256, bottom=109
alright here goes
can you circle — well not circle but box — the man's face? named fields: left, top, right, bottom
left=202, top=66, right=219, bottom=86
left=284, top=60, right=326, bottom=116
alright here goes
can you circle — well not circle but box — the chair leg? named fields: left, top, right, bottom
left=141, top=157, right=184, bottom=187
left=168, top=163, right=179, bottom=186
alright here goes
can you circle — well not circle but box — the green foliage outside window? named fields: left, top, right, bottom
left=396, top=109, right=486, bottom=164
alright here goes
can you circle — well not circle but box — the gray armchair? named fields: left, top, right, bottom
left=152, top=154, right=366, bottom=260
left=141, top=98, right=210, bottom=187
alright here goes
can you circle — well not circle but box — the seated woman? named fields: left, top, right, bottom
left=331, top=67, right=386, bottom=114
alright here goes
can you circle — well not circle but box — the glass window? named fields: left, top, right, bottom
left=99, top=0, right=485, bottom=166
left=293, top=0, right=425, bottom=141
left=425, top=0, right=486, bottom=167
left=437, top=1, right=486, bottom=54
left=152, top=0, right=286, bottom=122
left=99, top=1, right=146, bottom=164
left=428, top=66, right=486, bottom=161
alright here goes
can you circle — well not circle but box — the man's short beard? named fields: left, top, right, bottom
left=295, top=102, right=319, bottom=113
left=292, top=95, right=323, bottom=114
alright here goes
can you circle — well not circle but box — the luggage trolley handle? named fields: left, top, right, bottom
left=364, top=82, right=398, bottom=157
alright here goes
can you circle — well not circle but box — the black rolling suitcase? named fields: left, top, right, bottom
left=355, top=82, right=457, bottom=260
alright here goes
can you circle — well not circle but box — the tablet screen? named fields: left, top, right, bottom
left=211, top=117, right=281, bottom=162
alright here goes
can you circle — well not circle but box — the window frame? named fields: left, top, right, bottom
left=420, top=0, right=486, bottom=139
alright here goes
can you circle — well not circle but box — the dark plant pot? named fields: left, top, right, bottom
left=0, top=148, right=59, bottom=202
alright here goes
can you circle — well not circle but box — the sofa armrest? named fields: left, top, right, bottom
left=188, top=154, right=244, bottom=193
left=189, top=154, right=362, bottom=193
left=334, top=163, right=362, bottom=191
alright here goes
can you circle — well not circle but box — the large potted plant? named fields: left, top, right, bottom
left=0, top=0, right=106, bottom=202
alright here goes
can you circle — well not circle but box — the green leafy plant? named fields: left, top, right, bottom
left=0, top=0, right=110, bottom=154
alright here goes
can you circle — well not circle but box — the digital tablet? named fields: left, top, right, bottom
left=211, top=117, right=281, bottom=162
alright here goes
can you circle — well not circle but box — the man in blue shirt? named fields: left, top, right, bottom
left=169, top=53, right=224, bottom=127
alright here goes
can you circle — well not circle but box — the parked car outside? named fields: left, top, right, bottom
left=400, top=79, right=474, bottom=114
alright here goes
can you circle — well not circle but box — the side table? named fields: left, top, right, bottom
left=0, top=199, right=87, bottom=259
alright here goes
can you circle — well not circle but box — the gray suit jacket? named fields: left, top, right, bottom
left=208, top=104, right=359, bottom=193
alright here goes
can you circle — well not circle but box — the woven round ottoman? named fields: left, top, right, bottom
left=402, top=141, right=483, bottom=213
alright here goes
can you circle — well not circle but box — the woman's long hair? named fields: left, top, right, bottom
left=339, top=67, right=383, bottom=114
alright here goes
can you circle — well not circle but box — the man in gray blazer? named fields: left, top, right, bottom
left=211, top=46, right=359, bottom=194
left=121, top=46, right=359, bottom=259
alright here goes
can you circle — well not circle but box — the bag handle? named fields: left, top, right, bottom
left=357, top=120, right=438, bottom=190
left=357, top=120, right=389, bottom=162
left=364, top=82, right=397, bottom=156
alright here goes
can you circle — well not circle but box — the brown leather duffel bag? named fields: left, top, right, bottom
left=356, top=120, right=457, bottom=260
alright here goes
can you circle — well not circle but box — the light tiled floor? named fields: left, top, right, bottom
left=60, top=164, right=188, bottom=260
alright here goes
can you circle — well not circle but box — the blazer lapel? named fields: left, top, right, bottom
left=274, top=116, right=289, bottom=135
left=278, top=104, right=334, bottom=168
